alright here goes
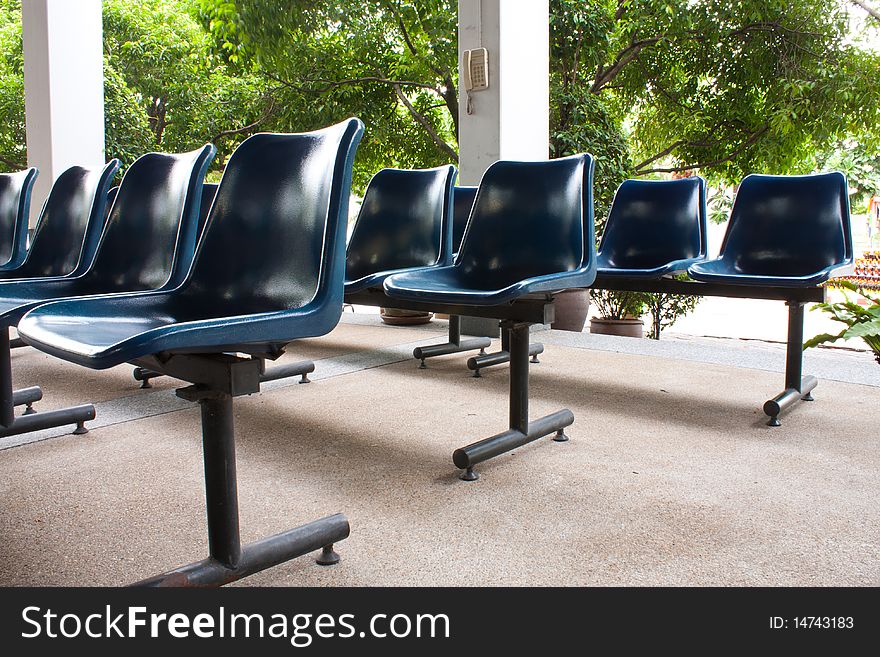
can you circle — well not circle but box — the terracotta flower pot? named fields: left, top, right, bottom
left=589, top=317, right=645, bottom=338
left=380, top=307, right=433, bottom=325
left=551, top=289, right=590, bottom=332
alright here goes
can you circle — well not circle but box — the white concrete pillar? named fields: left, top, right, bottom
left=22, top=0, right=105, bottom=226
left=457, top=0, right=549, bottom=185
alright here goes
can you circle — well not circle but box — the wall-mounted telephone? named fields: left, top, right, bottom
left=463, top=48, right=489, bottom=92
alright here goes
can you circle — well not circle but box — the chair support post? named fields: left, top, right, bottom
left=763, top=301, right=817, bottom=426
left=0, top=326, right=94, bottom=437
left=453, top=322, right=573, bottom=481
left=200, top=393, right=242, bottom=568
left=412, top=315, right=491, bottom=368
left=131, top=355, right=348, bottom=587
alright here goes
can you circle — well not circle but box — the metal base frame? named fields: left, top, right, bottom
left=762, top=301, right=816, bottom=426
left=0, top=327, right=94, bottom=438
left=412, top=315, right=491, bottom=368
left=130, top=353, right=347, bottom=587
left=133, top=359, right=315, bottom=389
left=453, top=321, right=572, bottom=481
left=466, top=325, right=544, bottom=377
left=593, top=277, right=823, bottom=427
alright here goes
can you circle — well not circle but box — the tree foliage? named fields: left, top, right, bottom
left=0, top=0, right=269, bottom=174
left=196, top=0, right=459, bottom=188
left=2, top=0, right=880, bottom=203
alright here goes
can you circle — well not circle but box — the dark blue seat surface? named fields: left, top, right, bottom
left=596, top=177, right=707, bottom=278
left=0, top=161, right=119, bottom=281
left=384, top=154, right=597, bottom=306
left=345, top=165, right=456, bottom=294
left=688, top=172, right=853, bottom=287
left=0, top=144, right=214, bottom=325
left=0, top=168, right=38, bottom=271
left=18, top=119, right=365, bottom=369
left=451, top=185, right=477, bottom=255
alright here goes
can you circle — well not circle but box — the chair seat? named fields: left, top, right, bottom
left=596, top=256, right=703, bottom=279
left=383, top=264, right=595, bottom=307
left=345, top=265, right=443, bottom=295
left=18, top=292, right=337, bottom=370
left=687, top=258, right=846, bottom=288
left=0, top=277, right=109, bottom=324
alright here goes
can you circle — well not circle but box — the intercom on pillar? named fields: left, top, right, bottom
left=464, top=48, right=489, bottom=91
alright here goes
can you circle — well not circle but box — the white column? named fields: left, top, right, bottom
left=22, top=0, right=105, bottom=226
left=458, top=0, right=549, bottom=185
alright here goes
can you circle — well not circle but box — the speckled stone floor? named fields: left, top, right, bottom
left=0, top=316, right=876, bottom=586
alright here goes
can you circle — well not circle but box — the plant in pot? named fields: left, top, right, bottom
left=589, top=289, right=649, bottom=337
left=804, top=281, right=880, bottom=364
left=644, top=276, right=702, bottom=340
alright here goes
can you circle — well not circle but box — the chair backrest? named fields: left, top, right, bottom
left=105, top=186, right=119, bottom=221
left=183, top=119, right=365, bottom=314
left=719, top=172, right=853, bottom=277
left=198, top=183, right=219, bottom=237
left=84, top=144, right=215, bottom=292
left=346, top=165, right=456, bottom=281
left=452, top=185, right=477, bottom=254
left=13, top=161, right=119, bottom=278
left=456, top=154, right=595, bottom=286
left=0, top=168, right=38, bottom=268
left=597, top=177, right=707, bottom=271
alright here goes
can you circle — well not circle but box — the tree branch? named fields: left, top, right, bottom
left=635, top=126, right=769, bottom=175
left=211, top=99, right=276, bottom=143
left=265, top=71, right=439, bottom=94
left=0, top=155, right=26, bottom=170
left=592, top=36, right=663, bottom=92
left=851, top=0, right=880, bottom=20
left=633, top=140, right=688, bottom=171
left=393, top=84, right=458, bottom=160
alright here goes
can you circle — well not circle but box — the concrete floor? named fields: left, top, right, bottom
left=0, top=316, right=877, bottom=586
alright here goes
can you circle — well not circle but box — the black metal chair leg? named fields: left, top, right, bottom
left=412, top=315, right=492, bottom=368
left=454, top=322, right=573, bottom=480
left=763, top=301, right=817, bottom=426
left=0, top=327, right=95, bottom=438
left=133, top=386, right=348, bottom=587
left=133, top=367, right=162, bottom=388
left=468, top=342, right=544, bottom=377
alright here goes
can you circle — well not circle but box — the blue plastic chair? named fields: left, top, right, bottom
left=0, top=168, right=38, bottom=272
left=18, top=119, right=364, bottom=586
left=198, top=182, right=218, bottom=237
left=597, top=177, right=707, bottom=277
left=688, top=172, right=853, bottom=426
left=452, top=185, right=477, bottom=255
left=408, top=184, right=493, bottom=368
left=384, top=154, right=597, bottom=480
left=385, top=155, right=597, bottom=306
left=345, top=165, right=456, bottom=294
left=688, top=172, right=852, bottom=287
left=0, top=161, right=119, bottom=280
left=0, top=144, right=215, bottom=441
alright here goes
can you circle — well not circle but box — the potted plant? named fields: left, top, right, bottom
left=644, top=276, right=702, bottom=340
left=551, top=289, right=591, bottom=331
left=380, top=307, right=433, bottom=325
left=589, top=289, right=648, bottom=337
left=805, top=281, right=880, bottom=364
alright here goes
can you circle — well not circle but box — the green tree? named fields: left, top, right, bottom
left=0, top=0, right=270, bottom=173
left=0, top=0, right=25, bottom=170
left=196, top=0, right=459, bottom=188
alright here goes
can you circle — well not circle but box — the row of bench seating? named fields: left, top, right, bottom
left=344, top=163, right=853, bottom=431
left=0, top=117, right=853, bottom=586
